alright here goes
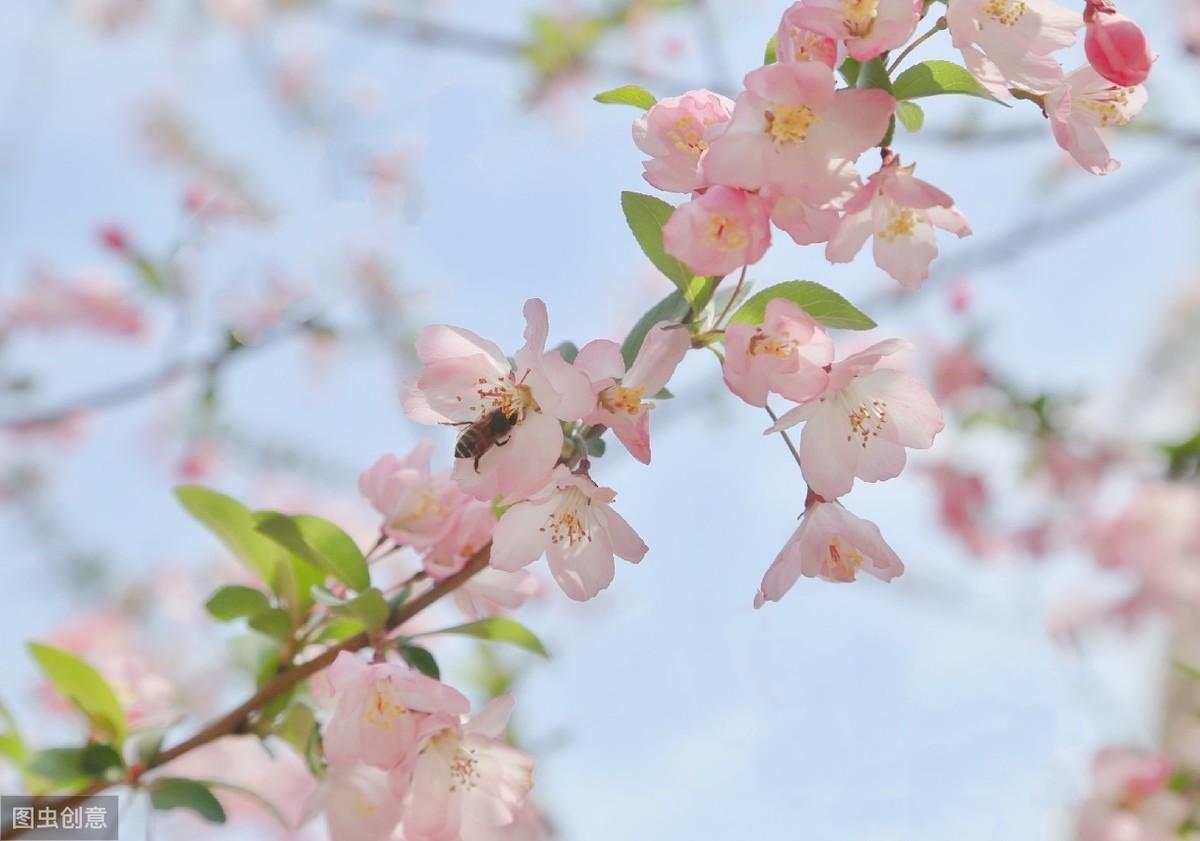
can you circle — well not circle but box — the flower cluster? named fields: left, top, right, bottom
left=307, top=652, right=535, bottom=841
left=1076, top=749, right=1190, bottom=841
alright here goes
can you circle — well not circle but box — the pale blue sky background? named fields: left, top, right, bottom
left=1, top=1, right=1198, bottom=839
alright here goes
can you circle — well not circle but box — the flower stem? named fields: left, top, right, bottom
left=887, top=16, right=947, bottom=75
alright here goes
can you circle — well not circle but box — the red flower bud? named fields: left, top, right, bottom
left=1084, top=3, right=1155, bottom=87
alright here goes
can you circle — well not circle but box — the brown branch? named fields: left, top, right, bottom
left=0, top=545, right=493, bottom=839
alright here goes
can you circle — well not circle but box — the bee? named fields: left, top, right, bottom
left=453, top=407, right=522, bottom=471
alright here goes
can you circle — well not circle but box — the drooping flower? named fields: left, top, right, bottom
left=721, top=298, right=832, bottom=408
left=661, top=186, right=772, bottom=277
left=1046, top=65, right=1147, bottom=175
left=402, top=299, right=593, bottom=502
left=316, top=651, right=469, bottom=772
left=358, top=441, right=466, bottom=549
left=395, top=695, right=535, bottom=841
left=776, top=3, right=839, bottom=67
left=786, top=0, right=921, bottom=61
left=1084, top=1, right=1155, bottom=87
left=305, top=765, right=403, bottom=841
left=490, top=467, right=648, bottom=601
left=946, top=0, right=1082, bottom=97
left=702, top=62, right=894, bottom=206
left=826, top=156, right=972, bottom=288
left=632, top=90, right=735, bottom=193
left=1076, top=749, right=1188, bottom=841
left=754, top=501, right=904, bottom=607
left=573, top=321, right=690, bottom=464
left=766, top=340, right=945, bottom=499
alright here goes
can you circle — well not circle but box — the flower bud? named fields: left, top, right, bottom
left=1084, top=3, right=1155, bottom=87
left=97, top=224, right=129, bottom=253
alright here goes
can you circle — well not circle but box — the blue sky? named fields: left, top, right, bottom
left=1, top=1, right=1197, bottom=838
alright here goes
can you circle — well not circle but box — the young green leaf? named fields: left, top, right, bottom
left=620, top=191, right=696, bottom=294
left=312, top=587, right=390, bottom=629
left=205, top=585, right=272, bottom=622
left=593, top=84, right=656, bottom=110
left=27, top=643, right=127, bottom=744
left=729, top=281, right=877, bottom=330
left=896, top=100, right=925, bottom=132
left=620, top=290, right=691, bottom=368
left=421, top=617, right=549, bottom=657
left=764, top=34, right=778, bottom=64
left=892, top=59, right=1008, bottom=104
left=175, top=487, right=278, bottom=584
left=855, top=56, right=894, bottom=93
left=839, top=57, right=862, bottom=86
left=255, top=513, right=370, bottom=593
left=248, top=608, right=291, bottom=642
left=399, top=644, right=441, bottom=680
left=149, top=778, right=227, bottom=824
left=0, top=702, right=25, bottom=765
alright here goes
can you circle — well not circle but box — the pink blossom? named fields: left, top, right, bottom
left=358, top=441, right=465, bottom=549
left=946, top=0, right=1082, bottom=97
left=766, top=187, right=842, bottom=246
left=1047, top=65, right=1147, bottom=175
left=924, top=463, right=991, bottom=555
left=402, top=299, right=593, bottom=502
left=703, top=62, right=894, bottom=206
left=632, top=90, right=734, bottom=193
left=306, top=765, right=403, bottom=841
left=754, top=501, right=904, bottom=607
left=1084, top=2, right=1155, bottom=87
left=776, top=3, right=839, bottom=67
left=722, top=298, right=832, bottom=407
left=1076, top=749, right=1187, bottom=841
left=97, top=224, right=130, bottom=253
left=316, top=651, right=469, bottom=772
left=767, top=340, right=945, bottom=499
left=826, top=157, right=972, bottom=288
left=420, top=498, right=540, bottom=618
left=3, top=269, right=145, bottom=338
left=786, top=0, right=921, bottom=61
left=490, top=467, right=648, bottom=601
left=394, top=695, right=535, bottom=841
left=661, top=186, right=772, bottom=277
left=573, top=322, right=690, bottom=464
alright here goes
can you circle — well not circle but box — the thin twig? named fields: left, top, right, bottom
left=764, top=403, right=804, bottom=472
left=713, top=264, right=748, bottom=328
left=887, top=16, right=947, bottom=74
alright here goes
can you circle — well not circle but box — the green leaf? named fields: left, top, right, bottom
left=593, top=84, right=656, bottom=110
left=205, top=585, right=272, bottom=622
left=682, top=276, right=718, bottom=313
left=255, top=513, right=370, bottom=592
left=273, top=703, right=317, bottom=757
left=839, top=57, right=862, bottom=86
left=896, top=100, right=925, bottom=132
left=586, top=437, right=607, bottom=458
left=248, top=608, right=291, bottom=642
left=729, top=281, right=877, bottom=331
left=880, top=114, right=897, bottom=148
left=620, top=191, right=697, bottom=294
left=855, top=56, right=893, bottom=93
left=28, top=745, right=122, bottom=782
left=131, top=727, right=168, bottom=766
left=133, top=256, right=167, bottom=293
left=175, top=487, right=278, bottom=584
left=422, top=617, right=549, bottom=657
left=149, top=778, right=227, bottom=824
left=399, top=644, right=441, bottom=680
left=0, top=702, right=25, bottom=765
left=28, top=643, right=127, bottom=744
left=312, top=587, right=390, bottom=629
left=314, top=616, right=369, bottom=644
left=764, top=34, right=777, bottom=64
left=892, top=59, right=1007, bottom=104
left=554, top=340, right=579, bottom=364
left=620, top=291, right=691, bottom=368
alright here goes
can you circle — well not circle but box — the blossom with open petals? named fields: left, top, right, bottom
left=490, top=467, right=647, bottom=601
left=394, top=695, right=535, bottom=841
left=754, top=501, right=904, bottom=607
left=766, top=340, right=944, bottom=498
left=947, top=0, right=1082, bottom=97
left=402, top=299, right=593, bottom=501
left=1047, top=65, right=1147, bottom=175
left=661, top=186, right=772, bottom=277
left=358, top=441, right=465, bottom=549
left=722, top=298, right=832, bottom=407
left=787, top=0, right=921, bottom=61
left=304, top=766, right=402, bottom=841
left=574, top=322, right=690, bottom=464
left=632, top=90, right=734, bottom=193
left=826, top=156, right=972, bottom=288
left=776, top=3, right=839, bottom=67
left=703, top=62, right=893, bottom=206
